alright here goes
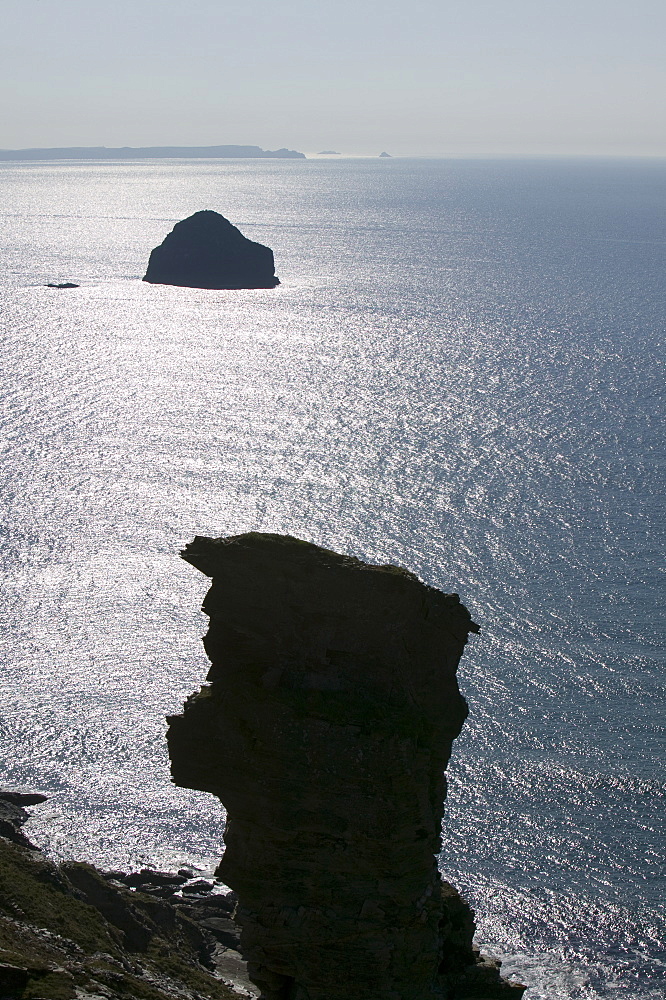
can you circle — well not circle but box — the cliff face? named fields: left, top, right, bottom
left=168, top=534, right=524, bottom=1000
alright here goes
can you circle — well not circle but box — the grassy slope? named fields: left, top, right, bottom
left=0, top=837, right=238, bottom=1000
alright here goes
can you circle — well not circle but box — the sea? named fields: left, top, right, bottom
left=0, top=155, right=664, bottom=999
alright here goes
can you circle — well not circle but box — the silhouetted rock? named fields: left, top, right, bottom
left=167, top=533, right=525, bottom=1000
left=143, top=211, right=279, bottom=290
left=46, top=282, right=79, bottom=288
left=379, top=151, right=392, bottom=157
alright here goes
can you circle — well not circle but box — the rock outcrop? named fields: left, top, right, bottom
left=0, top=792, right=247, bottom=1000
left=167, top=533, right=525, bottom=1000
left=142, top=211, right=279, bottom=289
left=0, top=790, right=47, bottom=850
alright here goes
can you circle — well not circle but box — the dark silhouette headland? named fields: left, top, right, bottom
left=143, top=211, right=279, bottom=290
left=0, top=145, right=305, bottom=161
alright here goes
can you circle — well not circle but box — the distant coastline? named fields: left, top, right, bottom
left=0, top=144, right=306, bottom=161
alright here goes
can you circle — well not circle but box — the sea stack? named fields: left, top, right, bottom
left=142, top=210, right=279, bottom=289
left=167, top=533, right=525, bottom=1000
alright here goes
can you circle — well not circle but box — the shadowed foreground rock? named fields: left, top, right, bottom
left=167, top=533, right=526, bottom=1000
left=0, top=792, right=243, bottom=1000
left=143, top=210, right=279, bottom=289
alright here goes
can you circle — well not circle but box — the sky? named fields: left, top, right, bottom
left=1, top=0, right=665, bottom=157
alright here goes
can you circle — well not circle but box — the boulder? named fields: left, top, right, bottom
left=142, top=210, right=279, bottom=289
left=167, top=533, right=524, bottom=999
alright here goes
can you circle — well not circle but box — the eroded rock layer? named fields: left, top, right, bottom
left=167, top=533, right=523, bottom=1000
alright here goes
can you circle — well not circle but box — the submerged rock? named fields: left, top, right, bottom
left=167, top=533, right=525, bottom=999
left=142, top=210, right=279, bottom=289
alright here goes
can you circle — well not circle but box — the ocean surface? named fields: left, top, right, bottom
left=0, top=156, right=664, bottom=998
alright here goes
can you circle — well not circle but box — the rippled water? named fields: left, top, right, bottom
left=0, top=157, right=664, bottom=998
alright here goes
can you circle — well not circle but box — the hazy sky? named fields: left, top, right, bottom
left=1, top=0, right=664, bottom=156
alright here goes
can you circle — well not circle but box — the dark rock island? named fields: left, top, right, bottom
left=143, top=211, right=280, bottom=290
left=168, top=533, right=525, bottom=999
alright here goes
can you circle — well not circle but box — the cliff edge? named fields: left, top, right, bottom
left=167, top=533, right=525, bottom=1000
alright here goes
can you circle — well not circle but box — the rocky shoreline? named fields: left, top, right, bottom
left=0, top=789, right=255, bottom=1000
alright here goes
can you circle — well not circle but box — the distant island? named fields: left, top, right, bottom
left=379, top=151, right=392, bottom=157
left=318, top=150, right=340, bottom=155
left=0, top=144, right=306, bottom=161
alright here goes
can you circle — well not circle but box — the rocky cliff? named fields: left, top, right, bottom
left=167, top=533, right=525, bottom=1000
left=143, top=211, right=279, bottom=289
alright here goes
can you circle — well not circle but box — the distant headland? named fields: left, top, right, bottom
left=0, top=144, right=306, bottom=161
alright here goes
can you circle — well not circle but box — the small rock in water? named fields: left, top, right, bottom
left=46, top=282, right=79, bottom=288
left=0, top=790, right=48, bottom=806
